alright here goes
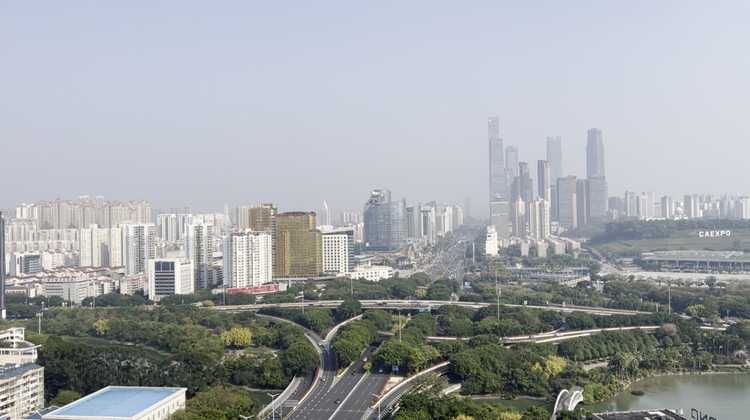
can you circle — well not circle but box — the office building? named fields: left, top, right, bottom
left=485, top=225, right=498, bottom=256
left=421, top=205, right=437, bottom=245
left=321, top=227, right=354, bottom=275
left=490, top=198, right=510, bottom=240
left=247, top=203, right=277, bottom=275
left=684, top=194, right=701, bottom=219
left=319, top=201, right=331, bottom=226
left=452, top=204, right=464, bottom=229
left=42, top=386, right=186, bottom=420
left=529, top=198, right=551, bottom=239
left=184, top=222, right=213, bottom=290
left=547, top=136, right=563, bottom=221
left=557, top=176, right=577, bottom=230
left=406, top=205, right=423, bottom=240
left=223, top=229, right=273, bottom=288
left=625, top=191, right=638, bottom=218
left=518, top=162, right=533, bottom=205
left=147, top=258, right=194, bottom=302
left=505, top=146, right=518, bottom=180
left=576, top=179, right=588, bottom=227
left=587, top=174, right=608, bottom=223
left=363, top=190, right=407, bottom=251
left=586, top=128, right=605, bottom=177
left=512, top=199, right=526, bottom=238
left=661, top=196, right=675, bottom=219
left=0, top=212, right=5, bottom=319
left=0, top=363, right=44, bottom=419
left=537, top=160, right=551, bottom=202
left=124, top=224, right=156, bottom=277
left=41, top=277, right=91, bottom=305
left=275, top=212, right=322, bottom=277
left=488, top=116, right=507, bottom=203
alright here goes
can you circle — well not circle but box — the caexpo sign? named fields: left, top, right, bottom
left=689, top=230, right=731, bottom=238
left=227, top=285, right=279, bottom=295
left=691, top=408, right=717, bottom=420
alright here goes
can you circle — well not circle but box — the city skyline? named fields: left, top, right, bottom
left=2, top=2, right=750, bottom=214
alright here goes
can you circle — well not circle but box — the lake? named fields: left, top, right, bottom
left=472, top=373, right=750, bottom=419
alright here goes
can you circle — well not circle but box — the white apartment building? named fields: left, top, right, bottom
left=528, top=198, right=551, bottom=239
left=41, top=277, right=91, bottom=304
left=147, top=259, right=194, bottom=302
left=223, top=229, right=272, bottom=288
left=485, top=225, right=498, bottom=256
left=184, top=222, right=213, bottom=290
left=124, top=224, right=156, bottom=276
left=0, top=363, right=44, bottom=420
left=322, top=228, right=354, bottom=275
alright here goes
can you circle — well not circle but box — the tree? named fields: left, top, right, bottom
left=337, top=299, right=362, bottom=320
left=521, top=406, right=550, bottom=420
left=363, top=310, right=391, bottom=330
left=171, top=385, right=257, bottom=420
left=221, top=326, right=252, bottom=348
left=282, top=342, right=319, bottom=375
left=415, top=289, right=427, bottom=299
left=92, top=319, right=109, bottom=336
left=49, top=390, right=82, bottom=407
left=686, top=304, right=707, bottom=318
left=543, top=356, right=567, bottom=379
left=202, top=300, right=215, bottom=307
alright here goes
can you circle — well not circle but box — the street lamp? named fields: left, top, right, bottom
left=372, top=393, right=381, bottom=418
left=267, top=392, right=280, bottom=420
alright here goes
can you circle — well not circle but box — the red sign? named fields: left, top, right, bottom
left=227, top=285, right=279, bottom=295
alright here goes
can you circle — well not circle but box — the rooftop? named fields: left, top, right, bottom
left=45, top=387, right=185, bottom=419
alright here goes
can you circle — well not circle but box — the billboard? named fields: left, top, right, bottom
left=227, top=285, right=279, bottom=295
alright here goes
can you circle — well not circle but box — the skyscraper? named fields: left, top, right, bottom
left=249, top=203, right=277, bottom=275
left=505, top=146, right=518, bottom=181
left=488, top=117, right=506, bottom=203
left=557, top=176, right=577, bottom=230
left=185, top=222, right=214, bottom=290
left=321, top=228, right=354, bottom=275
left=363, top=190, right=407, bottom=251
left=576, top=179, right=588, bottom=227
left=586, top=129, right=605, bottom=177
left=512, top=199, right=526, bottom=238
left=547, top=136, right=563, bottom=222
left=320, top=201, right=331, bottom=226
left=537, top=160, right=551, bottom=201
left=275, top=212, right=322, bottom=277
left=406, top=205, right=423, bottom=240
left=490, top=198, right=510, bottom=240
left=518, top=162, right=533, bottom=204
left=625, top=191, right=638, bottom=217
left=587, top=175, right=608, bottom=223
left=0, top=212, right=5, bottom=319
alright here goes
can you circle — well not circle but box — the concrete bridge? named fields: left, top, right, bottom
left=551, top=384, right=584, bottom=419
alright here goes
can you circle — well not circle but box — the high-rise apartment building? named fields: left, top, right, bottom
left=421, top=205, right=437, bottom=245
left=661, top=196, right=675, bottom=219
left=147, top=258, right=194, bottom=302
left=608, top=197, right=624, bottom=215
left=485, top=225, right=498, bottom=256
left=587, top=175, right=608, bottom=223
left=586, top=128, right=605, bottom=177
left=248, top=203, right=277, bottom=275
left=452, top=204, right=464, bottom=229
left=684, top=195, right=701, bottom=219
left=0, top=213, right=5, bottom=319
left=638, top=192, right=655, bottom=219
left=319, top=201, right=331, bottom=226
left=363, top=190, right=407, bottom=251
left=512, top=199, right=526, bottom=238
left=537, top=160, right=551, bottom=202
left=223, top=229, right=273, bottom=288
left=157, top=214, right=178, bottom=242
left=406, top=205, right=423, bottom=240
left=528, top=198, right=551, bottom=239
left=184, top=222, right=213, bottom=290
left=321, top=228, right=354, bottom=275
left=557, top=176, right=577, bottom=230
left=275, top=212, right=322, bottom=277
left=124, top=223, right=156, bottom=277
left=518, top=162, right=533, bottom=205
left=490, top=198, right=510, bottom=240
left=547, top=136, right=563, bottom=221
left=488, top=117, right=506, bottom=203
left=505, top=146, right=518, bottom=181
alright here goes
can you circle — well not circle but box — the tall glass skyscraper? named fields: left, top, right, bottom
left=0, top=212, right=5, bottom=319
left=586, top=129, right=605, bottom=177
left=363, top=190, right=407, bottom=251
left=488, top=117, right=506, bottom=203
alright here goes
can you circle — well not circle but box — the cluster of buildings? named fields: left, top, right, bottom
left=2, top=192, right=465, bottom=304
left=609, top=192, right=750, bottom=221
left=486, top=118, right=599, bottom=255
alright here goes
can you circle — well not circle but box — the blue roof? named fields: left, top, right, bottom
left=48, top=387, right=185, bottom=418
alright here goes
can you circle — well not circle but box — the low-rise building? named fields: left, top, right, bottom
left=42, top=386, right=186, bottom=420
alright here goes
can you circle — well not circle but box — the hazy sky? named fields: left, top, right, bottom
left=2, top=1, right=749, bottom=217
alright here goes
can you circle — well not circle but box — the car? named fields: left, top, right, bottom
left=379, top=368, right=383, bottom=373
left=352, top=371, right=357, bottom=376
left=319, top=342, right=325, bottom=347
left=363, top=357, right=367, bottom=362
left=335, top=398, right=341, bottom=404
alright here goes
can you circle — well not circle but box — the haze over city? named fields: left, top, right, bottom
left=2, top=1, right=749, bottom=214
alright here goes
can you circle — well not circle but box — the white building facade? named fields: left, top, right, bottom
left=223, top=229, right=273, bottom=288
